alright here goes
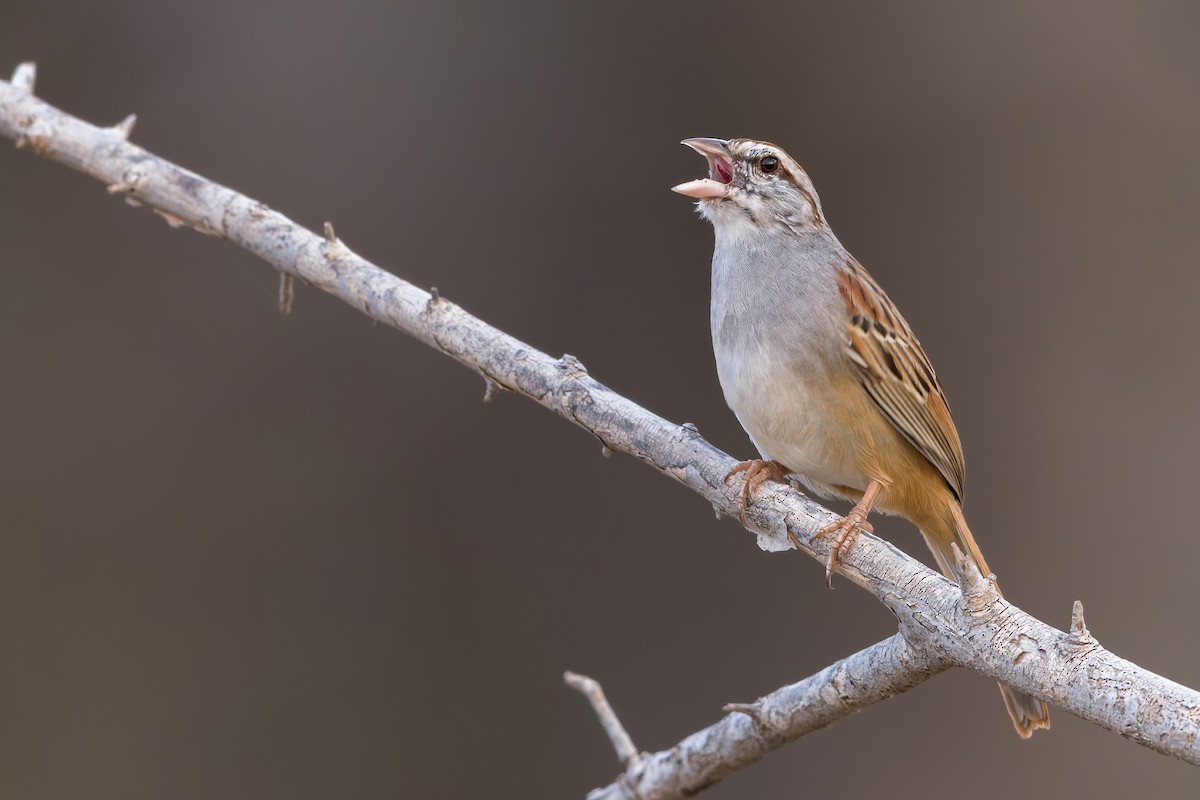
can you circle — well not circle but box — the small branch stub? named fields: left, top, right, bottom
left=425, top=287, right=446, bottom=316
left=557, top=353, right=587, bottom=378
left=322, top=221, right=351, bottom=261
left=564, top=671, right=640, bottom=768
left=722, top=701, right=766, bottom=723
left=11, top=62, right=35, bottom=93
left=153, top=208, right=188, bottom=229
left=481, top=376, right=500, bottom=403
left=112, top=113, right=137, bottom=140
left=1068, top=600, right=1096, bottom=647
left=951, top=542, right=998, bottom=613
left=106, top=166, right=146, bottom=195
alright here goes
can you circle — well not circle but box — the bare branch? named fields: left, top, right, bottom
left=589, top=635, right=945, bottom=800
left=564, top=672, right=641, bottom=768
left=4, top=65, right=1200, bottom=793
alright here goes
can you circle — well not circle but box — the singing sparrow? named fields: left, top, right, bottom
left=673, top=137, right=1050, bottom=738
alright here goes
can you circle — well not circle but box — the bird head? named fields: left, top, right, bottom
left=673, top=138, right=824, bottom=230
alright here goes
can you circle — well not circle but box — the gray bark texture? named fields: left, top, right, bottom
left=3, top=63, right=1198, bottom=798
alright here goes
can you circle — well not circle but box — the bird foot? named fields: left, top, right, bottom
left=725, top=459, right=791, bottom=524
left=812, top=506, right=874, bottom=588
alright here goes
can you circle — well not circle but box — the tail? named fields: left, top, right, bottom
left=919, top=502, right=1051, bottom=739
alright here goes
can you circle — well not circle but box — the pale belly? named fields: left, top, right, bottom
left=716, top=342, right=872, bottom=498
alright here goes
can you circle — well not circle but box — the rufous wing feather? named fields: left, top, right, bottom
left=837, top=264, right=965, bottom=501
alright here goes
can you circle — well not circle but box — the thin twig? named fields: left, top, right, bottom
left=564, top=672, right=641, bottom=768
left=588, top=634, right=945, bottom=800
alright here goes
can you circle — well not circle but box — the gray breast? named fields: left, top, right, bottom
left=707, top=224, right=853, bottom=478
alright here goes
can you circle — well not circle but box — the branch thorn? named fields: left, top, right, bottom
left=723, top=701, right=766, bottom=723
left=601, top=445, right=613, bottom=458
left=425, top=287, right=446, bottom=315
left=112, top=113, right=137, bottom=140
left=106, top=166, right=146, bottom=194
left=557, top=353, right=587, bottom=376
left=1068, top=600, right=1096, bottom=647
left=951, top=542, right=997, bottom=611
left=481, top=376, right=500, bottom=403
left=322, top=221, right=350, bottom=261
left=564, top=671, right=640, bottom=768
left=153, top=208, right=188, bottom=229
left=11, top=62, right=36, bottom=93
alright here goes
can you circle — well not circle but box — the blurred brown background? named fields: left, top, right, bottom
left=3, top=1, right=1199, bottom=797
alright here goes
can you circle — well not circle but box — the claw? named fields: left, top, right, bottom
left=725, top=460, right=790, bottom=524
left=812, top=512, right=872, bottom=587
left=809, top=479, right=884, bottom=588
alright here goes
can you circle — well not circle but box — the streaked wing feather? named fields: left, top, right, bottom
left=837, top=265, right=965, bottom=500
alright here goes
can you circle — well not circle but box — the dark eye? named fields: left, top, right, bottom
left=760, top=155, right=779, bottom=174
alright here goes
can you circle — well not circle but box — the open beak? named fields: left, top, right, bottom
left=672, top=138, right=734, bottom=199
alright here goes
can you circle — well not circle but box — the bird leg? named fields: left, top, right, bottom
left=725, top=459, right=792, bottom=524
left=811, top=479, right=883, bottom=588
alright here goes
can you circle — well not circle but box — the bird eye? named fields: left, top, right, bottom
left=759, top=156, right=779, bottom=174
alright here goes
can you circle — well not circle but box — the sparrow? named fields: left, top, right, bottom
left=673, top=137, right=1050, bottom=738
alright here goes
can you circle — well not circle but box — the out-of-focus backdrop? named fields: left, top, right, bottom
left=3, top=2, right=1199, bottom=797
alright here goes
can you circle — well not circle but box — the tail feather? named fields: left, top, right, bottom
left=946, top=501, right=994, bottom=581
left=920, top=503, right=1051, bottom=739
left=999, top=683, right=1052, bottom=740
